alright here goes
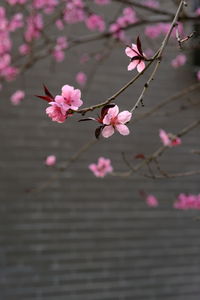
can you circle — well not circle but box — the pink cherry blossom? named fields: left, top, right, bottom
left=9, top=13, right=23, bottom=32
left=64, top=1, right=85, bottom=24
left=76, top=72, right=87, bottom=86
left=171, top=54, right=186, bottom=68
left=52, top=36, right=68, bottom=62
left=85, top=14, right=105, bottom=32
left=56, top=19, right=64, bottom=30
left=10, top=90, right=25, bottom=105
left=24, top=14, right=43, bottom=42
left=145, top=24, right=162, bottom=39
left=146, top=194, right=159, bottom=207
left=89, top=157, right=113, bottom=177
left=59, top=84, right=83, bottom=111
left=159, top=129, right=181, bottom=147
left=46, top=101, right=66, bottom=123
left=143, top=0, right=159, bottom=8
left=45, top=155, right=56, bottom=166
left=19, top=43, right=30, bottom=55
left=102, top=105, right=132, bottom=138
left=174, top=193, right=200, bottom=210
left=125, top=43, right=146, bottom=72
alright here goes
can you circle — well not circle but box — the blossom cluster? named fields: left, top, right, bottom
left=46, top=85, right=83, bottom=123
left=109, top=7, right=137, bottom=41
left=174, top=194, right=200, bottom=210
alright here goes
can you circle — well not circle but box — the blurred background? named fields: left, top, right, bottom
left=0, top=1, right=200, bottom=299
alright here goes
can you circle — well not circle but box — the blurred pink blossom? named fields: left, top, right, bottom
left=143, top=0, right=159, bottom=8
left=46, top=101, right=67, bottom=123
left=76, top=72, right=87, bottom=86
left=102, top=105, right=132, bottom=138
left=45, top=155, right=56, bottom=166
left=171, top=54, right=186, bottom=68
left=159, top=129, right=181, bottom=147
left=85, top=14, right=105, bottom=32
left=89, top=157, right=113, bottom=177
left=19, top=43, right=30, bottom=55
left=174, top=194, right=200, bottom=210
left=52, top=36, right=68, bottom=62
left=9, top=13, right=23, bottom=32
left=146, top=194, right=159, bottom=207
left=10, top=90, right=25, bottom=105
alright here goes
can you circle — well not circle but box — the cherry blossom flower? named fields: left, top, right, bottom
left=125, top=37, right=146, bottom=72
left=146, top=194, right=159, bottom=207
left=89, top=157, right=113, bottom=177
left=9, top=13, right=23, bottom=32
left=174, top=193, right=200, bottom=210
left=64, top=0, right=85, bottom=24
left=145, top=24, right=162, bottom=39
left=52, top=36, right=68, bottom=62
left=56, top=19, right=64, bottom=30
left=10, top=90, right=25, bottom=105
left=37, top=84, right=83, bottom=123
left=59, top=84, right=83, bottom=111
left=76, top=72, right=87, bottom=86
left=171, top=54, right=186, bottom=68
left=159, top=129, right=181, bottom=147
left=45, top=155, right=56, bottom=166
left=109, top=7, right=137, bottom=41
left=102, top=105, right=132, bottom=138
left=85, top=14, right=105, bottom=32
left=143, top=0, right=159, bottom=8
left=19, top=43, right=30, bottom=55
left=46, top=101, right=67, bottom=123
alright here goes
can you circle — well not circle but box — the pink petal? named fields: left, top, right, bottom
left=103, top=105, right=119, bottom=124
left=117, top=111, right=132, bottom=123
left=101, top=125, right=115, bottom=138
left=61, top=85, right=74, bottom=98
left=137, top=61, right=145, bottom=72
left=128, top=60, right=139, bottom=71
left=125, top=47, right=135, bottom=58
left=131, top=43, right=139, bottom=53
left=159, top=129, right=170, bottom=146
left=115, top=124, right=130, bottom=135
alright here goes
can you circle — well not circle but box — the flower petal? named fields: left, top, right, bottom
left=125, top=47, right=135, bottom=58
left=101, top=125, right=115, bottom=138
left=137, top=60, right=145, bottom=72
left=103, top=105, right=119, bottom=124
left=128, top=60, right=139, bottom=71
left=115, top=124, right=130, bottom=135
left=117, top=111, right=132, bottom=124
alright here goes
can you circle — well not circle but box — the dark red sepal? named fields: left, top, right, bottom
left=95, top=125, right=104, bottom=139
left=100, top=103, right=115, bottom=119
left=135, top=153, right=145, bottom=159
left=35, top=95, right=53, bottom=102
left=43, top=84, right=54, bottom=99
left=136, top=36, right=143, bottom=56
